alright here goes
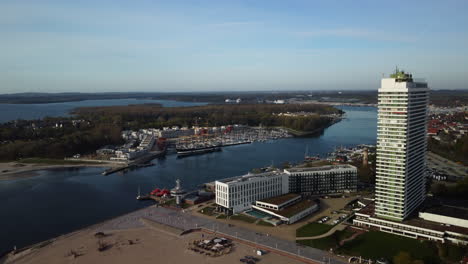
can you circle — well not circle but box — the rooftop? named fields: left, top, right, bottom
left=285, top=164, right=356, bottom=173
left=423, top=205, right=468, bottom=219
left=259, top=193, right=301, bottom=206
left=216, top=170, right=286, bottom=184
left=390, top=68, right=413, bottom=82
left=275, top=199, right=316, bottom=218
left=356, top=202, right=468, bottom=235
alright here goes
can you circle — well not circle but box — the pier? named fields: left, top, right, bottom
left=102, top=149, right=166, bottom=176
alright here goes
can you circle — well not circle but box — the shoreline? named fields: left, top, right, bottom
left=0, top=162, right=112, bottom=180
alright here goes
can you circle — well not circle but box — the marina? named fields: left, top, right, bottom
left=175, top=127, right=291, bottom=157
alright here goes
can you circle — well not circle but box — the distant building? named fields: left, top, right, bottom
left=96, top=145, right=116, bottom=155
left=158, top=127, right=194, bottom=138
left=225, top=98, right=242, bottom=104
left=284, top=164, right=357, bottom=195
left=184, top=191, right=215, bottom=205
left=215, top=170, right=289, bottom=214
left=137, top=135, right=155, bottom=150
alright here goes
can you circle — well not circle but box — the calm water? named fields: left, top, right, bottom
left=0, top=106, right=377, bottom=253
left=0, top=99, right=206, bottom=123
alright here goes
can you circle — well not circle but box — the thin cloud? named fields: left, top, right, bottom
left=294, top=28, right=417, bottom=43
left=209, top=21, right=261, bottom=27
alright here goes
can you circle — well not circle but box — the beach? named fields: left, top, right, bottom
left=2, top=210, right=303, bottom=264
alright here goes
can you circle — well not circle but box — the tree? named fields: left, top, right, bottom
left=393, top=252, right=412, bottom=264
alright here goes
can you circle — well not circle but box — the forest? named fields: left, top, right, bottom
left=73, top=103, right=342, bottom=131
left=0, top=123, right=122, bottom=161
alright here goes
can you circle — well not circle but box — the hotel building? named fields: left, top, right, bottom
left=215, top=170, right=289, bottom=214
left=352, top=71, right=468, bottom=245
left=375, top=70, right=429, bottom=221
left=285, top=164, right=357, bottom=195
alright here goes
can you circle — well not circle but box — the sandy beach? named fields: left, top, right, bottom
left=2, top=218, right=303, bottom=264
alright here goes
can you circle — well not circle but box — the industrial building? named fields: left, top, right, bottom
left=284, top=164, right=357, bottom=195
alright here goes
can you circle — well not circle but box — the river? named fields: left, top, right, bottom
left=0, top=105, right=377, bottom=254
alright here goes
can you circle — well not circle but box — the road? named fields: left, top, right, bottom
left=427, top=152, right=467, bottom=178
left=96, top=205, right=347, bottom=264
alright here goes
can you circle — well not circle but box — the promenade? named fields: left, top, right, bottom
left=96, top=205, right=347, bottom=264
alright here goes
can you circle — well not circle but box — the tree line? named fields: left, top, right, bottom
left=74, top=103, right=341, bottom=131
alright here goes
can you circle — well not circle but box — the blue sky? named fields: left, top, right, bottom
left=1, top=0, right=467, bottom=93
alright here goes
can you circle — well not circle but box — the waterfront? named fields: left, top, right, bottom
left=0, top=99, right=206, bottom=123
left=0, top=106, right=377, bottom=254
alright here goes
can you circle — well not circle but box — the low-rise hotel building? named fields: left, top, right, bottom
left=215, top=170, right=289, bottom=214
left=251, top=193, right=318, bottom=224
left=353, top=202, right=468, bottom=245
left=284, top=165, right=357, bottom=195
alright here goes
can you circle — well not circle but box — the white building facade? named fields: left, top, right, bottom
left=375, top=71, right=429, bottom=221
left=215, top=171, right=289, bottom=214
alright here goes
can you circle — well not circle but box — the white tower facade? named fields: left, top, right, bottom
left=375, top=70, right=429, bottom=221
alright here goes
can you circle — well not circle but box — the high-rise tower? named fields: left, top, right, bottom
left=375, top=69, right=429, bottom=221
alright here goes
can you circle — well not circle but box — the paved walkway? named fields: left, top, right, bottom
left=296, top=224, right=346, bottom=240
left=296, top=214, right=355, bottom=241
left=96, top=205, right=347, bottom=264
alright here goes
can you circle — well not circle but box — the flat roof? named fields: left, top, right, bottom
left=423, top=205, right=468, bottom=219
left=275, top=199, right=316, bottom=218
left=216, top=170, right=286, bottom=184
left=285, top=164, right=356, bottom=173
left=258, top=193, right=301, bottom=206
left=357, top=202, right=468, bottom=235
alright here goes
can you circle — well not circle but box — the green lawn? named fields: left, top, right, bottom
left=440, top=243, right=468, bottom=262
left=257, top=220, right=275, bottom=227
left=230, top=214, right=257, bottom=223
left=296, top=223, right=333, bottom=237
left=216, top=214, right=227, bottom=219
left=297, top=229, right=354, bottom=250
left=337, top=231, right=440, bottom=263
left=199, top=206, right=216, bottom=216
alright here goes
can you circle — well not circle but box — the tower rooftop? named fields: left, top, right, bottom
left=389, top=67, right=413, bottom=82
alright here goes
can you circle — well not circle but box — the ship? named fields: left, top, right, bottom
left=176, top=145, right=222, bottom=156
left=304, top=146, right=320, bottom=161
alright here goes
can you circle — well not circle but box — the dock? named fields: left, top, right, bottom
left=102, top=149, right=166, bottom=176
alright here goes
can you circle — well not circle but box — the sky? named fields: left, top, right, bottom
left=1, top=0, right=468, bottom=93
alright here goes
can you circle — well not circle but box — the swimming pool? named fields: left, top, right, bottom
left=245, top=210, right=269, bottom=219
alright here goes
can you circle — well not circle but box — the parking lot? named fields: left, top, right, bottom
left=427, top=152, right=467, bottom=179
